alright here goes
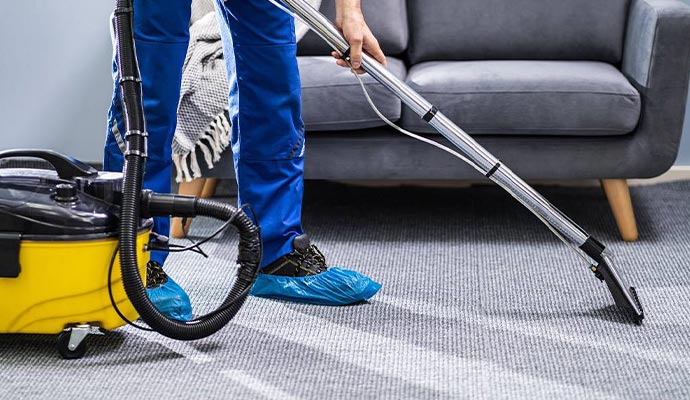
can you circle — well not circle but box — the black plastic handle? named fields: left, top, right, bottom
left=0, top=149, right=98, bottom=180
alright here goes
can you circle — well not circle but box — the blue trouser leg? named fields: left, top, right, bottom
left=215, top=0, right=381, bottom=305
left=216, top=0, right=306, bottom=267
left=104, top=0, right=192, bottom=266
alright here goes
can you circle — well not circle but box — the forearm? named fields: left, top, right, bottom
left=336, top=0, right=362, bottom=25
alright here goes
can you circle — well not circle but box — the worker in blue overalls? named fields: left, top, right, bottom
left=104, top=0, right=386, bottom=320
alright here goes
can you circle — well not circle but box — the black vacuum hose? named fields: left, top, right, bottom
left=114, top=0, right=261, bottom=340
left=135, top=193, right=262, bottom=340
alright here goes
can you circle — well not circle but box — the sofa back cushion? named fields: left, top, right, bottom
left=298, top=0, right=409, bottom=56
left=407, top=0, right=630, bottom=64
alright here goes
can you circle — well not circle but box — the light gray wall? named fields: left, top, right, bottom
left=678, top=0, right=690, bottom=166
left=680, top=98, right=690, bottom=165
left=0, top=1, right=689, bottom=166
left=0, top=1, right=113, bottom=163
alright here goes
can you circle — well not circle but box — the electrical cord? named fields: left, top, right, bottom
left=161, top=243, right=208, bottom=257
left=349, top=68, right=593, bottom=267
left=147, top=205, right=248, bottom=254
left=108, top=244, right=154, bottom=332
left=176, top=191, right=240, bottom=257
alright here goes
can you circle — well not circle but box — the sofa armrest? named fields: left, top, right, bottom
left=619, top=0, right=690, bottom=176
left=623, top=0, right=690, bottom=89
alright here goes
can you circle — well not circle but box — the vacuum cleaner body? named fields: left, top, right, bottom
left=0, top=148, right=260, bottom=358
left=0, top=163, right=151, bottom=334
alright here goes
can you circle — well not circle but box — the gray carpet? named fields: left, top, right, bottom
left=2, top=180, right=690, bottom=399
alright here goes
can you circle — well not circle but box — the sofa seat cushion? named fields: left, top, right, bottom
left=299, top=56, right=406, bottom=131
left=401, top=61, right=641, bottom=136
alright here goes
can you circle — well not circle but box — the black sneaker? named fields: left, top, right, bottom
left=262, top=234, right=328, bottom=277
left=146, top=260, right=169, bottom=289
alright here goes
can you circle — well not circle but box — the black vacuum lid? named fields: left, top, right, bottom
left=0, top=168, right=120, bottom=237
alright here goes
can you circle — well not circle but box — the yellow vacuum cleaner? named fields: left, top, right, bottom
left=0, top=0, right=262, bottom=359
left=0, top=156, right=152, bottom=356
left=0, top=148, right=261, bottom=359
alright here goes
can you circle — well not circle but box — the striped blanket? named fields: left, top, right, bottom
left=172, top=0, right=321, bottom=182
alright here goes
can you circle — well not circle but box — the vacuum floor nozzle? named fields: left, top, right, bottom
left=592, top=256, right=645, bottom=324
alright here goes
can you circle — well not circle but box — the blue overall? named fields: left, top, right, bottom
left=105, top=0, right=381, bottom=311
left=105, top=0, right=304, bottom=268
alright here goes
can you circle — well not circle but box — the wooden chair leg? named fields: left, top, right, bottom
left=170, top=178, right=207, bottom=239
left=600, top=179, right=639, bottom=242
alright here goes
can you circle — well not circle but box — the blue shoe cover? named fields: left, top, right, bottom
left=146, top=276, right=193, bottom=321
left=249, top=267, right=382, bottom=306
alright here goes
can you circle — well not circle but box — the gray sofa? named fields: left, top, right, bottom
left=202, top=0, right=690, bottom=240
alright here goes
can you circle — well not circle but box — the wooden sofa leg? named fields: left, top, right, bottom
left=200, top=178, right=218, bottom=199
left=171, top=178, right=220, bottom=238
left=171, top=178, right=207, bottom=239
left=600, top=179, right=639, bottom=242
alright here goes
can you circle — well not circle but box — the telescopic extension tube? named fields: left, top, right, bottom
left=275, top=0, right=644, bottom=323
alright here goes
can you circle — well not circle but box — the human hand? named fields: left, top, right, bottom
left=333, top=0, right=386, bottom=74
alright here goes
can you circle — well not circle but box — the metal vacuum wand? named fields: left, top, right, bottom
left=275, top=0, right=644, bottom=323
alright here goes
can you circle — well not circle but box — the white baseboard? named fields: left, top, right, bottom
left=628, top=166, right=690, bottom=186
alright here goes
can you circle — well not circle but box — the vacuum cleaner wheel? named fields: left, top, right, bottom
left=55, top=326, right=96, bottom=360
left=56, top=331, right=87, bottom=359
